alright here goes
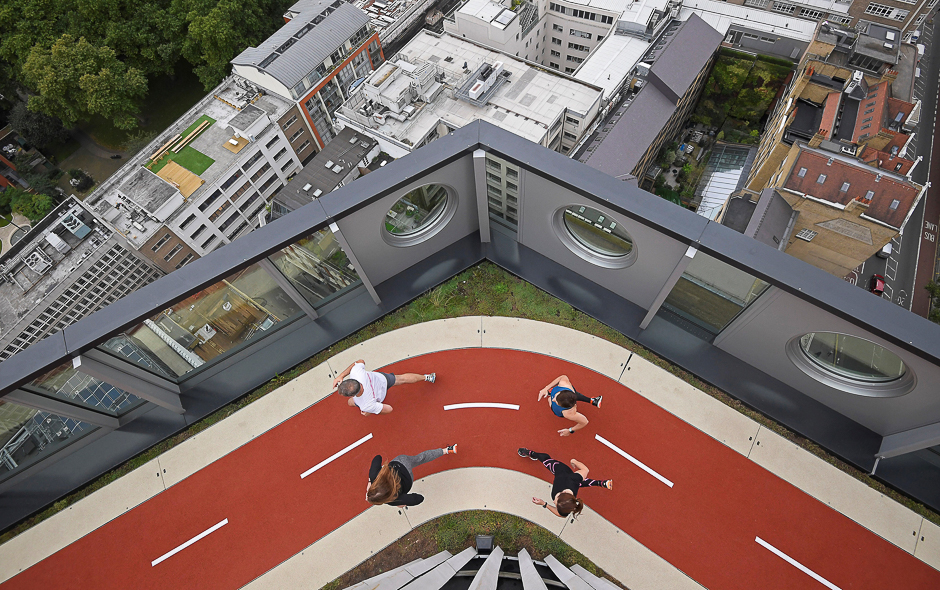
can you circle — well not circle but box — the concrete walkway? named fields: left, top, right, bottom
left=0, top=213, right=31, bottom=257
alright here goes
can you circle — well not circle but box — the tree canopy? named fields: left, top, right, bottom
left=1, top=0, right=292, bottom=129
left=3, top=187, right=55, bottom=221
left=8, top=101, right=70, bottom=148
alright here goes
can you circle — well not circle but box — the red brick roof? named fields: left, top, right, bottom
left=858, top=145, right=914, bottom=175
left=820, top=92, right=840, bottom=139
left=852, top=81, right=888, bottom=142
left=784, top=149, right=920, bottom=228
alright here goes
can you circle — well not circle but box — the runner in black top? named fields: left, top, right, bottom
left=367, top=445, right=457, bottom=506
left=517, top=448, right=612, bottom=518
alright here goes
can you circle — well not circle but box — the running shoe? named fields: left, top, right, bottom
left=591, top=395, right=603, bottom=408
left=445, top=443, right=457, bottom=454
left=604, top=480, right=613, bottom=490
left=517, top=447, right=535, bottom=459
left=425, top=373, right=436, bottom=383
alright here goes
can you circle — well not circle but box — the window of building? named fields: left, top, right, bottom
left=566, top=116, right=579, bottom=126
left=864, top=108, right=875, bottom=115
left=557, top=205, right=635, bottom=267
left=551, top=50, right=561, bottom=57
left=289, top=129, right=304, bottom=143
left=566, top=55, right=584, bottom=64
left=552, top=37, right=562, bottom=45
left=568, top=42, right=589, bottom=52
left=601, top=15, right=613, bottom=24
left=163, top=244, right=183, bottom=262
left=550, top=62, right=560, bottom=69
left=890, top=199, right=900, bottom=210
left=507, top=168, right=518, bottom=180
left=175, top=254, right=194, bottom=270
left=297, top=140, right=311, bottom=153
left=282, top=115, right=298, bottom=129
left=553, top=23, right=563, bottom=32
left=550, top=2, right=565, bottom=13
left=564, top=67, right=576, bottom=73
left=201, top=235, right=216, bottom=250
left=760, top=36, right=776, bottom=43
left=743, top=32, right=760, bottom=40
left=221, top=171, right=243, bottom=191
left=506, top=181, right=518, bottom=192
left=771, top=2, right=795, bottom=14
left=861, top=123, right=872, bottom=130
left=191, top=225, right=206, bottom=239
left=865, top=2, right=894, bottom=17
left=563, top=131, right=577, bottom=140
left=265, top=135, right=280, bottom=150
left=179, top=214, right=196, bottom=230
left=744, top=0, right=768, bottom=7
left=800, top=8, right=822, bottom=19
left=840, top=182, right=850, bottom=192
left=487, top=171, right=502, bottom=183
left=151, top=233, right=171, bottom=252
left=789, top=332, right=913, bottom=396
left=817, top=174, right=827, bottom=184
left=569, top=29, right=591, bottom=39
left=832, top=15, right=853, bottom=24
left=893, top=9, right=909, bottom=20
left=383, top=184, right=453, bottom=246
left=242, top=151, right=263, bottom=172
left=796, top=228, right=817, bottom=241
left=273, top=147, right=288, bottom=161
left=199, top=190, right=222, bottom=212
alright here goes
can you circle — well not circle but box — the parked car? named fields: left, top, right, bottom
left=869, top=274, right=886, bottom=296
left=876, top=243, right=892, bottom=259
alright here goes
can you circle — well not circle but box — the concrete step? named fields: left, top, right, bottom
left=376, top=551, right=453, bottom=590
left=517, top=548, right=548, bottom=590
left=467, top=546, right=505, bottom=590
left=344, top=559, right=423, bottom=590
left=544, top=555, right=593, bottom=590
left=401, top=546, right=477, bottom=590
left=569, top=564, right=619, bottom=590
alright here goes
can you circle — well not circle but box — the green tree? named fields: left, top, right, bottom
left=5, top=187, right=55, bottom=221
left=658, top=149, right=677, bottom=169
left=711, top=58, right=751, bottom=95
left=178, top=0, right=281, bottom=89
left=8, top=101, right=70, bottom=147
left=22, top=34, right=148, bottom=130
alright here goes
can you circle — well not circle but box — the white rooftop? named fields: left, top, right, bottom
left=344, top=31, right=602, bottom=147
left=575, top=35, right=651, bottom=98
left=459, top=0, right=509, bottom=22
left=681, top=0, right=818, bottom=42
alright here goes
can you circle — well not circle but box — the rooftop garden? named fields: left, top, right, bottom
left=691, top=49, right=793, bottom=145
left=3, top=261, right=938, bottom=549
left=146, top=114, right=216, bottom=175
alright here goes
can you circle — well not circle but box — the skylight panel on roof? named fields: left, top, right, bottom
left=259, top=53, right=279, bottom=68
left=277, top=38, right=297, bottom=54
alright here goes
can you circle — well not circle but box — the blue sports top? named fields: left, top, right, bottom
left=549, top=385, right=573, bottom=418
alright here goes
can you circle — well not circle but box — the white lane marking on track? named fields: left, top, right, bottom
left=443, top=403, right=520, bottom=410
left=755, top=537, right=842, bottom=590
left=301, top=433, right=373, bottom=479
left=595, top=434, right=674, bottom=488
left=152, top=519, right=228, bottom=567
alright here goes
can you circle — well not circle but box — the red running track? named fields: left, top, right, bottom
left=4, top=350, right=939, bottom=589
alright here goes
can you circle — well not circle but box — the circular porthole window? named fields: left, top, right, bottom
left=787, top=332, right=915, bottom=397
left=554, top=205, right=636, bottom=268
left=382, top=183, right=455, bottom=247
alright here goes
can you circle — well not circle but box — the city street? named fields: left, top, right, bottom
left=850, top=18, right=940, bottom=317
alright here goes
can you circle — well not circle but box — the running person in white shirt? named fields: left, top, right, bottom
left=333, top=359, right=436, bottom=415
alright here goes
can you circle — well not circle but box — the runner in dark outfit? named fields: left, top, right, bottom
left=517, top=447, right=612, bottom=518
left=537, top=375, right=602, bottom=437
left=367, top=445, right=457, bottom=506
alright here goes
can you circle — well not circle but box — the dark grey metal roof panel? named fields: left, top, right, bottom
left=582, top=85, right=677, bottom=179
left=0, top=332, right=68, bottom=393
left=649, top=14, right=723, bottom=100
left=231, top=2, right=370, bottom=89
left=60, top=202, right=332, bottom=354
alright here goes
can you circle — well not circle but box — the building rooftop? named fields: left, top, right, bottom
left=578, top=14, right=722, bottom=178
left=680, top=0, right=820, bottom=43
left=232, top=0, right=371, bottom=89
left=0, top=199, right=114, bottom=342
left=85, top=76, right=294, bottom=249
left=574, top=34, right=651, bottom=99
left=782, top=146, right=922, bottom=229
left=339, top=30, right=603, bottom=148
left=274, top=127, right=378, bottom=212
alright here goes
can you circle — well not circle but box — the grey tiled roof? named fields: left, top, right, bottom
left=648, top=14, right=724, bottom=103
left=231, top=0, right=370, bottom=89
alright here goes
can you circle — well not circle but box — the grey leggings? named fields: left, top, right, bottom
left=391, top=448, right=444, bottom=478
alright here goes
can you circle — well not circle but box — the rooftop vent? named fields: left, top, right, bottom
left=313, top=189, right=323, bottom=197
left=302, top=183, right=312, bottom=191
left=332, top=164, right=343, bottom=173
left=349, top=135, right=358, bottom=144
left=324, top=160, right=335, bottom=168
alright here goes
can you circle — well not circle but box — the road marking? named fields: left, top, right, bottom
left=755, top=537, right=842, bottom=590
left=443, top=403, right=520, bottom=410
left=152, top=519, right=228, bottom=567
left=301, top=433, right=373, bottom=479
left=595, top=434, right=674, bottom=488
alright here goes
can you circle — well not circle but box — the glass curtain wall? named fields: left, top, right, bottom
left=27, top=363, right=144, bottom=416
left=97, top=263, right=302, bottom=379
left=660, top=251, right=770, bottom=337
left=0, top=398, right=95, bottom=483
left=268, top=228, right=361, bottom=307
left=484, top=154, right=520, bottom=234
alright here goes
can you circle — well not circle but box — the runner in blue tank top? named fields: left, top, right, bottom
left=537, top=375, right=602, bottom=437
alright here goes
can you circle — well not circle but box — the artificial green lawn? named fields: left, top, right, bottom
left=149, top=145, right=215, bottom=175
left=0, top=213, right=10, bottom=228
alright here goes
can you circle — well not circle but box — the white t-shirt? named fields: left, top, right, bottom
left=349, top=363, right=388, bottom=414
